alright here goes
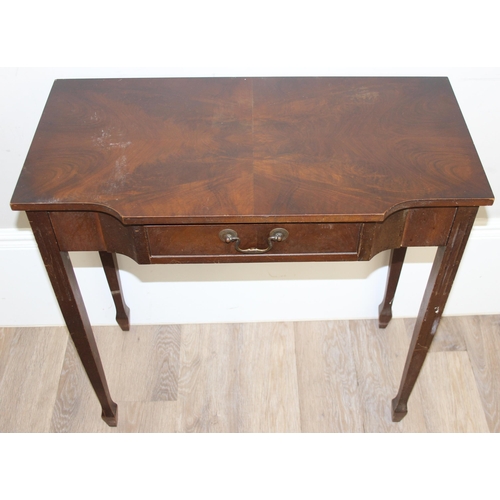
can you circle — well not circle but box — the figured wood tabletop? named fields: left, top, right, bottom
left=11, top=77, right=494, bottom=224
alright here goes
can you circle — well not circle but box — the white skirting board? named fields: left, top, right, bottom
left=1, top=219, right=499, bottom=327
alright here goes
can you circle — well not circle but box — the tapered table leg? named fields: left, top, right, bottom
left=28, top=212, right=118, bottom=427
left=99, top=251, right=130, bottom=331
left=379, top=247, right=407, bottom=328
left=392, top=207, right=478, bottom=422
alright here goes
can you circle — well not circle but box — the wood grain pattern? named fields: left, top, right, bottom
left=462, top=315, right=500, bottom=432
left=378, top=247, right=407, bottom=328
left=176, top=323, right=240, bottom=432
left=99, top=251, right=130, bottom=331
left=27, top=211, right=118, bottom=426
left=147, top=222, right=361, bottom=260
left=49, top=325, right=181, bottom=431
left=50, top=331, right=111, bottom=433
left=404, top=316, right=468, bottom=353
left=0, top=328, right=13, bottom=386
left=348, top=319, right=427, bottom=432
left=1, top=317, right=498, bottom=432
left=8, top=77, right=495, bottom=428
left=234, top=322, right=300, bottom=432
left=47, top=207, right=462, bottom=268
left=391, top=207, right=478, bottom=421
left=113, top=402, right=178, bottom=433
left=50, top=326, right=123, bottom=432
left=11, top=78, right=493, bottom=224
left=416, top=351, right=490, bottom=432
left=177, top=322, right=300, bottom=432
left=117, top=325, right=181, bottom=402
left=294, top=321, right=363, bottom=432
left=0, top=327, right=67, bottom=432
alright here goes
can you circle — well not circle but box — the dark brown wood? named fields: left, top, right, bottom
left=359, top=207, right=457, bottom=261
left=26, top=211, right=118, bottom=426
left=10, top=77, right=495, bottom=426
left=11, top=78, right=493, bottom=224
left=49, top=211, right=150, bottom=263
left=99, top=251, right=130, bottom=331
left=391, top=207, right=478, bottom=421
left=378, top=247, right=407, bottom=328
left=48, top=207, right=461, bottom=265
left=401, top=208, right=456, bottom=247
left=147, top=222, right=361, bottom=263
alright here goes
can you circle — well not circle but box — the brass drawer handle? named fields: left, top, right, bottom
left=219, top=228, right=289, bottom=254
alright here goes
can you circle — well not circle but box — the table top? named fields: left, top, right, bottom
left=11, top=77, right=494, bottom=224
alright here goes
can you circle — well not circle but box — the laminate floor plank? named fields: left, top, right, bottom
left=50, top=327, right=123, bottom=433
left=176, top=323, right=240, bottom=433
left=349, top=319, right=427, bottom=432
left=294, top=321, right=363, bottom=432
left=177, top=322, right=300, bottom=432
left=116, top=401, right=178, bottom=432
left=51, top=325, right=181, bottom=432
left=416, top=350, right=490, bottom=432
left=235, top=322, right=300, bottom=432
left=404, top=316, right=467, bottom=352
left=0, top=327, right=67, bottom=432
left=462, top=315, right=500, bottom=432
left=116, top=325, right=181, bottom=402
left=1, top=317, right=498, bottom=432
left=0, top=328, right=15, bottom=385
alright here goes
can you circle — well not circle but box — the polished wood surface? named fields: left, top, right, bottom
left=378, top=247, right=408, bottom=328
left=11, top=77, right=493, bottom=224
left=27, top=211, right=118, bottom=425
left=99, top=251, right=130, bottom=331
left=46, top=206, right=458, bottom=264
left=391, top=206, right=478, bottom=421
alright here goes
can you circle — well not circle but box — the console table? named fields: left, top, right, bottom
left=11, top=77, right=494, bottom=427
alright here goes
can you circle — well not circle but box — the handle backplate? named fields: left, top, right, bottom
left=219, top=228, right=289, bottom=254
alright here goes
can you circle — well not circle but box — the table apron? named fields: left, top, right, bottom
left=48, top=207, right=458, bottom=264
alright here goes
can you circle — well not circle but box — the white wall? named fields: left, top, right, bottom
left=1, top=66, right=499, bottom=327
left=2, top=0, right=500, bottom=328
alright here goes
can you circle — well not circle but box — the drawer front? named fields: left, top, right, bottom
left=146, top=223, right=362, bottom=263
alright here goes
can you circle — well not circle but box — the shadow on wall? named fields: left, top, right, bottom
left=17, top=206, right=481, bottom=286
left=15, top=211, right=30, bottom=229
left=67, top=247, right=437, bottom=285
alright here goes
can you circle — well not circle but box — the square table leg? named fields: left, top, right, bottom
left=27, top=211, right=118, bottom=427
left=99, top=251, right=130, bottom=331
left=391, top=206, right=478, bottom=422
left=379, top=247, right=408, bottom=328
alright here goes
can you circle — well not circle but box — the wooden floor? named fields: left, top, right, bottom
left=1, top=315, right=499, bottom=432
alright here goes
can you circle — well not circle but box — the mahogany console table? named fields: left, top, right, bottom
left=11, top=77, right=494, bottom=427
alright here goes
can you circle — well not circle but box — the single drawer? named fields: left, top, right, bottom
left=146, top=223, right=362, bottom=263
